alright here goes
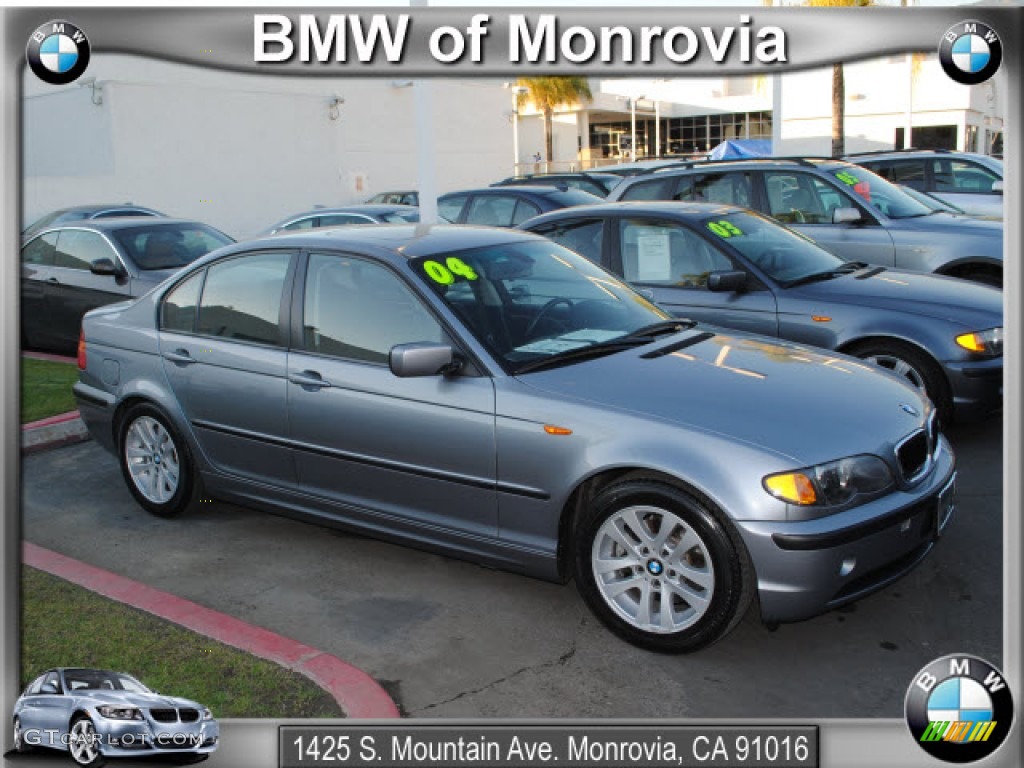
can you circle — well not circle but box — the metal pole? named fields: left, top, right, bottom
left=411, top=0, right=437, bottom=223
left=655, top=101, right=660, bottom=158
left=512, top=93, right=520, bottom=176
left=630, top=99, right=637, bottom=162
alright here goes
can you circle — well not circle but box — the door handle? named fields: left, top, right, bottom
left=163, top=348, right=196, bottom=365
left=288, top=370, right=332, bottom=389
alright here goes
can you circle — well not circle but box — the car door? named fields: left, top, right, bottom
left=158, top=250, right=298, bottom=487
left=761, top=170, right=897, bottom=267
left=610, top=215, right=780, bottom=336
left=20, top=232, right=60, bottom=348
left=48, top=229, right=134, bottom=348
left=286, top=251, right=498, bottom=537
left=32, top=671, right=73, bottom=734
left=928, top=157, right=1003, bottom=217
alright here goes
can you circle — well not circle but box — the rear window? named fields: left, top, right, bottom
left=543, top=189, right=604, bottom=207
left=113, top=223, right=233, bottom=270
left=619, top=178, right=674, bottom=201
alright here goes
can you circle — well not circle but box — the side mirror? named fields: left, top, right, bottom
left=389, top=342, right=458, bottom=378
left=90, top=258, right=120, bottom=276
left=991, top=180, right=1003, bottom=194
left=832, top=207, right=863, bottom=225
left=707, top=270, right=747, bottom=293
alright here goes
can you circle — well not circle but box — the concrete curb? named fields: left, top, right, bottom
left=22, top=350, right=77, bottom=364
left=23, top=542, right=401, bottom=719
left=21, top=410, right=91, bottom=454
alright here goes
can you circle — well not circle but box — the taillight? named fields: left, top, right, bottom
left=77, top=327, right=87, bottom=370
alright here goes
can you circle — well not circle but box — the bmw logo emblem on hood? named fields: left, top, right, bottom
left=901, top=403, right=920, bottom=417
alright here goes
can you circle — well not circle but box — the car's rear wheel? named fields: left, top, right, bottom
left=848, top=340, right=951, bottom=425
left=68, top=716, right=105, bottom=767
left=13, top=716, right=31, bottom=753
left=118, top=403, right=194, bottom=518
left=573, top=479, right=752, bottom=653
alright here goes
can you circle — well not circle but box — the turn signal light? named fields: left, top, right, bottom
left=543, top=424, right=573, bottom=436
left=764, top=472, right=818, bottom=505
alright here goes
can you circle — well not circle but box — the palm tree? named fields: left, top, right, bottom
left=804, top=0, right=872, bottom=157
left=516, top=77, right=593, bottom=164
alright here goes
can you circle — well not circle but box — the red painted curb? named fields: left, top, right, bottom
left=22, top=350, right=77, bottom=364
left=22, top=410, right=81, bottom=431
left=22, top=542, right=400, bottom=719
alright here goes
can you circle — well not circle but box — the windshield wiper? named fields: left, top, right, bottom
left=786, top=261, right=868, bottom=287
left=514, top=340, right=649, bottom=374
left=618, top=319, right=696, bottom=341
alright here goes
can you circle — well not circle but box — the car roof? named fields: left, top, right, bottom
left=442, top=185, right=569, bottom=198
left=276, top=204, right=418, bottom=219
left=52, top=204, right=161, bottom=214
left=217, top=223, right=541, bottom=261
left=30, top=217, right=218, bottom=235
left=522, top=200, right=744, bottom=223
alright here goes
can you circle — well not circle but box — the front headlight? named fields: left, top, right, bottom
left=956, top=327, right=1003, bottom=357
left=97, top=705, right=143, bottom=720
left=202, top=707, right=213, bottom=721
left=764, top=454, right=895, bottom=509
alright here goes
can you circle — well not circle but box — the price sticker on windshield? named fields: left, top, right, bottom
left=421, top=257, right=478, bottom=285
left=835, top=171, right=860, bottom=186
left=706, top=220, right=744, bottom=238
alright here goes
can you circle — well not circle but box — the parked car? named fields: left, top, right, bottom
left=438, top=186, right=601, bottom=227
left=601, top=159, right=693, bottom=176
left=262, top=204, right=420, bottom=234
left=607, top=157, right=1004, bottom=286
left=75, top=225, right=955, bottom=653
left=846, top=149, right=1004, bottom=219
left=491, top=172, right=623, bottom=198
left=521, top=201, right=1002, bottom=423
left=366, top=190, right=418, bottom=206
left=23, top=204, right=165, bottom=240
left=21, top=219, right=233, bottom=353
left=898, top=184, right=967, bottom=215
left=12, top=667, right=218, bottom=766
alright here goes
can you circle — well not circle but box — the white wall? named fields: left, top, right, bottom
left=23, top=55, right=513, bottom=239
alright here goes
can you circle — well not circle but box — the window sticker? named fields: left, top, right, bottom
left=420, top=257, right=478, bottom=285
left=835, top=171, right=860, bottom=186
left=514, top=329, right=622, bottom=355
left=706, top=220, right=744, bottom=238
left=633, top=227, right=672, bottom=281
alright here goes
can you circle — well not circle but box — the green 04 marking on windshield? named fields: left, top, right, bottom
left=422, top=257, right=478, bottom=285
left=835, top=171, right=860, bottom=186
left=706, top=220, right=744, bottom=238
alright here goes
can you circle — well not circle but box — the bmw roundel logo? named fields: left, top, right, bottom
left=26, top=20, right=91, bottom=85
left=905, top=654, right=1014, bottom=763
left=938, top=21, right=1002, bottom=86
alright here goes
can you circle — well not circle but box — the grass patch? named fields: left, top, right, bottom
left=21, top=567, right=344, bottom=718
left=21, top=357, right=79, bottom=423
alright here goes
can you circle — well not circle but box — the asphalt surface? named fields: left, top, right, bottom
left=21, top=419, right=1002, bottom=719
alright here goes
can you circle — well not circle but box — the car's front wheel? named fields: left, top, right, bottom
left=13, top=716, right=31, bottom=754
left=573, top=479, right=752, bottom=653
left=118, top=403, right=195, bottom=518
left=68, top=716, right=105, bottom=767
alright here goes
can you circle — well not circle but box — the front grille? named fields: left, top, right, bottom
left=896, top=429, right=929, bottom=482
left=149, top=708, right=178, bottom=723
left=179, top=708, right=200, bottom=723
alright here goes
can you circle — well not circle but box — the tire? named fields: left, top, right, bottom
left=848, top=340, right=952, bottom=425
left=13, top=716, right=31, bottom=754
left=118, top=403, right=195, bottom=518
left=573, top=479, right=753, bottom=653
left=68, top=716, right=105, bottom=767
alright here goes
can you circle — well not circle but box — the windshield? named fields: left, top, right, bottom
left=410, top=240, right=671, bottom=373
left=544, top=188, right=605, bottom=207
left=63, top=669, right=151, bottom=693
left=829, top=166, right=932, bottom=219
left=704, top=210, right=847, bottom=285
left=114, top=223, right=233, bottom=270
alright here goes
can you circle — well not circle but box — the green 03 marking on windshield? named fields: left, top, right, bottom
left=835, top=171, right=860, bottom=186
left=422, top=257, right=478, bottom=285
left=706, top=220, right=744, bottom=238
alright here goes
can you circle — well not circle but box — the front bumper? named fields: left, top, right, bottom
left=94, top=717, right=219, bottom=758
left=735, top=438, right=956, bottom=624
left=944, top=356, right=1002, bottom=421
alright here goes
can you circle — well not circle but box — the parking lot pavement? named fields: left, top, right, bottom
left=21, top=420, right=1001, bottom=719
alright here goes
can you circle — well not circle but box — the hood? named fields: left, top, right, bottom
left=517, top=330, right=930, bottom=467
left=893, top=211, right=1002, bottom=237
left=83, top=690, right=202, bottom=710
left=786, top=269, right=1003, bottom=328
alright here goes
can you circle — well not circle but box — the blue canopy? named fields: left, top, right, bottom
left=708, top=139, right=773, bottom=160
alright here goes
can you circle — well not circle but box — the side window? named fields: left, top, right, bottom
left=539, top=219, right=605, bottom=265
left=302, top=253, right=443, bottom=364
left=318, top=214, right=372, bottom=227
left=621, top=219, right=733, bottom=289
left=466, top=195, right=517, bottom=227
left=511, top=199, right=541, bottom=226
left=932, top=159, right=1000, bottom=193
left=619, top=177, right=673, bottom=201
left=890, top=160, right=927, bottom=188
left=160, top=271, right=204, bottom=334
left=26, top=674, right=47, bottom=695
left=764, top=172, right=837, bottom=225
left=22, top=232, right=58, bottom=266
left=94, top=210, right=156, bottom=219
left=282, top=217, right=316, bottom=232
left=53, top=230, right=118, bottom=271
left=682, top=172, right=753, bottom=207
left=196, top=252, right=291, bottom=346
left=41, top=671, right=61, bottom=694
left=438, top=195, right=468, bottom=223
